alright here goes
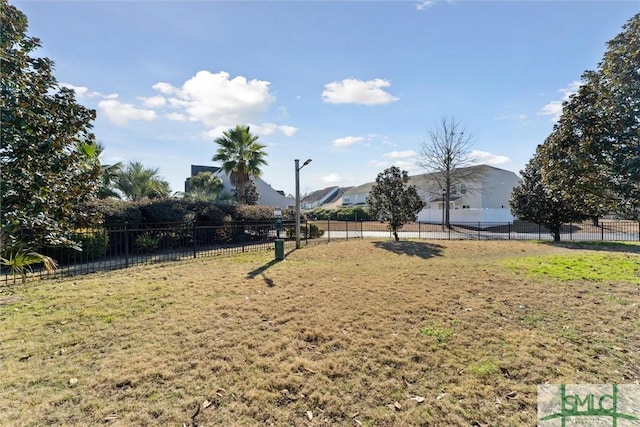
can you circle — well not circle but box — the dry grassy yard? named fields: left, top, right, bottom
left=1, top=240, right=639, bottom=426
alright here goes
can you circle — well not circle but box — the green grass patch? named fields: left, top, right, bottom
left=504, top=253, right=640, bottom=283
left=419, top=325, right=453, bottom=345
left=467, top=360, right=499, bottom=376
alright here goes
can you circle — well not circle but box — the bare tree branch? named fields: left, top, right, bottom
left=417, top=117, right=477, bottom=226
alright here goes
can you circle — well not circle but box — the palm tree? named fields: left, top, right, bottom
left=180, top=171, right=225, bottom=202
left=212, top=125, right=267, bottom=204
left=116, top=161, right=171, bottom=201
left=92, top=142, right=123, bottom=199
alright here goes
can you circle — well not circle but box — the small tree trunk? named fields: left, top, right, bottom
left=552, top=229, right=561, bottom=242
left=393, top=230, right=399, bottom=241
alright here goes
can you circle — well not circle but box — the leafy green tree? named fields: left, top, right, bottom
left=540, top=13, right=640, bottom=218
left=510, top=147, right=588, bottom=242
left=366, top=166, right=425, bottom=241
left=212, top=125, right=267, bottom=204
left=181, top=171, right=225, bottom=202
left=418, top=117, right=477, bottom=227
left=115, top=161, right=171, bottom=201
left=0, top=0, right=101, bottom=253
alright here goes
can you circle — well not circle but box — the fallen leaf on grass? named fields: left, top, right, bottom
left=103, top=413, right=118, bottom=421
left=306, top=410, right=313, bottom=420
left=505, top=391, right=518, bottom=399
left=411, top=395, right=426, bottom=403
left=216, top=388, right=227, bottom=397
left=387, top=401, right=402, bottom=411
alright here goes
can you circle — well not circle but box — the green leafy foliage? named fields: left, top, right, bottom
left=212, top=125, right=267, bottom=204
left=182, top=171, right=226, bottom=202
left=366, top=167, right=426, bottom=241
left=306, top=207, right=371, bottom=221
left=79, top=199, right=144, bottom=225
left=134, top=233, right=159, bottom=253
left=539, top=13, right=640, bottom=218
left=115, top=161, right=171, bottom=201
left=44, top=228, right=109, bottom=262
left=286, top=223, right=324, bottom=239
left=510, top=147, right=588, bottom=241
left=1, top=0, right=101, bottom=251
left=0, top=250, right=58, bottom=284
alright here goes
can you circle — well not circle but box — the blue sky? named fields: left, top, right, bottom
left=14, top=0, right=639, bottom=197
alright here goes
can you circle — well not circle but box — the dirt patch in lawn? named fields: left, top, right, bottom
left=0, top=240, right=638, bottom=426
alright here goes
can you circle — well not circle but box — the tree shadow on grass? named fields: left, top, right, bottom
left=246, top=247, right=296, bottom=287
left=543, top=241, right=640, bottom=254
left=373, top=240, right=445, bottom=260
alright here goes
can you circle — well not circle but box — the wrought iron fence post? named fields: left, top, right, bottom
left=360, top=218, right=363, bottom=238
left=601, top=223, right=604, bottom=241
left=241, top=220, right=245, bottom=252
left=508, top=222, right=511, bottom=240
left=345, top=220, right=348, bottom=240
left=124, top=222, right=129, bottom=268
left=192, top=222, right=197, bottom=259
left=327, top=219, right=331, bottom=243
left=305, top=219, right=308, bottom=245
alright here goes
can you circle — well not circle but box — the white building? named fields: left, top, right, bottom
left=342, top=165, right=521, bottom=223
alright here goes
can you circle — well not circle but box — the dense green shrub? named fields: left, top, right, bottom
left=134, top=232, right=159, bottom=253
left=43, top=228, right=109, bottom=263
left=80, top=199, right=143, bottom=225
left=139, top=200, right=193, bottom=223
left=286, top=223, right=324, bottom=239
left=307, top=207, right=370, bottom=221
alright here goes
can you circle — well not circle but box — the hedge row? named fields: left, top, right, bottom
left=79, top=199, right=299, bottom=226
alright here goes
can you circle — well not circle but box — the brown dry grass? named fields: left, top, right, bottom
left=0, top=240, right=638, bottom=426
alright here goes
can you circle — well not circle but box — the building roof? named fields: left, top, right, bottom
left=344, top=164, right=516, bottom=195
left=301, top=186, right=339, bottom=204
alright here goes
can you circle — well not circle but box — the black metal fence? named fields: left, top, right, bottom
left=1, top=220, right=301, bottom=284
left=313, top=219, right=640, bottom=242
left=3, top=219, right=639, bottom=284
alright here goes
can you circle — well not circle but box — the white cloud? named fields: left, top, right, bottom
left=538, top=80, right=582, bottom=121
left=322, top=78, right=399, bottom=105
left=250, top=123, right=299, bottom=137
left=152, top=82, right=174, bottom=95
left=320, top=173, right=342, bottom=184
left=166, top=112, right=188, bottom=121
left=416, top=0, right=436, bottom=10
left=333, top=136, right=365, bottom=148
left=470, top=150, right=511, bottom=165
left=383, top=150, right=418, bottom=159
left=139, top=95, right=167, bottom=108
left=538, top=101, right=564, bottom=119
left=496, top=113, right=528, bottom=123
left=60, top=82, right=101, bottom=98
left=98, top=99, right=157, bottom=126
left=152, top=70, right=275, bottom=129
left=368, top=160, right=388, bottom=169
left=279, top=125, right=298, bottom=137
